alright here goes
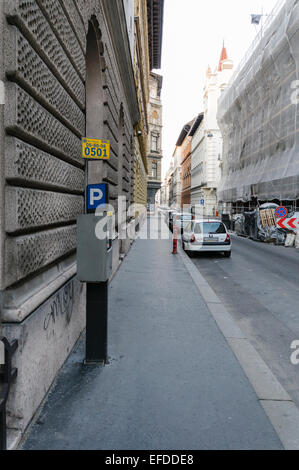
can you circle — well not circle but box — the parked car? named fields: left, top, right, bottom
left=182, top=219, right=231, bottom=257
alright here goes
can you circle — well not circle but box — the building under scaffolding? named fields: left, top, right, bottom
left=217, top=0, right=299, bottom=210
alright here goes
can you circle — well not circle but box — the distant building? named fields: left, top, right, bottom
left=171, top=145, right=182, bottom=209
left=160, top=183, right=167, bottom=206
left=191, top=45, right=233, bottom=216
left=167, top=121, right=191, bottom=209
left=147, top=73, right=163, bottom=206
left=181, top=116, right=203, bottom=208
left=165, top=161, right=174, bottom=207
left=180, top=123, right=193, bottom=208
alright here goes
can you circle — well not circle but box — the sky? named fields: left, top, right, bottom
left=154, top=0, right=281, bottom=178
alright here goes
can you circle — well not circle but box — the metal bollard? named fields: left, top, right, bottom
left=172, top=225, right=178, bottom=254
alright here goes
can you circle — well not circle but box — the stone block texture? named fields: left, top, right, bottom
left=3, top=277, right=86, bottom=433
left=2, top=0, right=135, bottom=292
left=0, top=0, right=136, bottom=436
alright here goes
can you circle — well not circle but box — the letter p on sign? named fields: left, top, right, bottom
left=87, top=184, right=107, bottom=211
left=91, top=188, right=103, bottom=205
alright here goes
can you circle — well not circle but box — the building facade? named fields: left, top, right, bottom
left=164, top=161, right=173, bottom=207
left=0, top=0, right=163, bottom=446
left=180, top=128, right=192, bottom=208
left=147, top=72, right=163, bottom=206
left=191, top=45, right=233, bottom=216
left=217, top=0, right=299, bottom=209
left=132, top=0, right=150, bottom=216
left=170, top=145, right=181, bottom=209
left=169, top=121, right=192, bottom=209
left=180, top=116, right=203, bottom=208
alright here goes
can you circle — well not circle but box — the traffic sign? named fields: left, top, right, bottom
left=200, top=199, right=205, bottom=206
left=82, top=138, right=110, bottom=160
left=275, top=206, right=287, bottom=218
left=277, top=217, right=298, bottom=230
left=87, top=184, right=108, bottom=211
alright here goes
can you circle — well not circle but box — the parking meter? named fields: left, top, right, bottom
left=77, top=213, right=112, bottom=283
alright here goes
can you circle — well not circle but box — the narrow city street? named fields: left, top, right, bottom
left=2, top=0, right=299, bottom=457
left=21, top=216, right=284, bottom=450
left=189, top=235, right=299, bottom=408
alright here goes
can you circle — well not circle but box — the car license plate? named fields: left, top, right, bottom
left=204, top=237, right=218, bottom=243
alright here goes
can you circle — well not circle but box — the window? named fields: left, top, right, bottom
left=194, top=224, right=202, bottom=234
left=152, top=162, right=158, bottom=179
left=202, top=222, right=226, bottom=234
left=151, top=134, right=159, bottom=151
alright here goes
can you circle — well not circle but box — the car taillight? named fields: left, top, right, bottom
left=225, top=233, right=231, bottom=243
left=190, top=234, right=196, bottom=243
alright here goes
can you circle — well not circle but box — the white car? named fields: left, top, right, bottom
left=182, top=219, right=231, bottom=257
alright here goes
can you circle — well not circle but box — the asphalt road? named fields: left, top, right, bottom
left=190, top=234, right=299, bottom=408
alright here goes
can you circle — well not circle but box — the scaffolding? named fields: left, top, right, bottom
left=217, top=0, right=299, bottom=204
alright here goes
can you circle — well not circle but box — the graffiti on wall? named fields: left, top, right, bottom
left=43, top=280, right=75, bottom=334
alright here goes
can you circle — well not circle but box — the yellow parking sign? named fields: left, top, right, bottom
left=82, top=138, right=110, bottom=160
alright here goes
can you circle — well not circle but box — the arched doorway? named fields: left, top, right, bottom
left=85, top=18, right=105, bottom=184
left=118, top=105, right=127, bottom=257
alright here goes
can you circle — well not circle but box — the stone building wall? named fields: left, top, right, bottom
left=147, top=72, right=163, bottom=205
left=134, top=139, right=147, bottom=207
left=0, top=0, right=139, bottom=442
left=180, top=136, right=192, bottom=208
left=133, top=0, right=150, bottom=210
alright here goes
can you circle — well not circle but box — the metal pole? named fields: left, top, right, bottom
left=172, top=223, right=178, bottom=254
left=86, top=281, right=108, bottom=364
left=0, top=406, right=6, bottom=450
left=84, top=141, right=109, bottom=363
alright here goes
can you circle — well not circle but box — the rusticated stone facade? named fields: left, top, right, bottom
left=133, top=0, right=150, bottom=210
left=0, top=0, right=140, bottom=445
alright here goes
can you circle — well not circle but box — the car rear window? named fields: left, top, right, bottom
left=193, top=222, right=226, bottom=234
left=194, top=223, right=202, bottom=234
left=202, top=222, right=226, bottom=234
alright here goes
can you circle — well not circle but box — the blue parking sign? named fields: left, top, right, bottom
left=87, top=184, right=107, bottom=211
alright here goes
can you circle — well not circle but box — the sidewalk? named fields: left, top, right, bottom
left=22, top=215, right=283, bottom=450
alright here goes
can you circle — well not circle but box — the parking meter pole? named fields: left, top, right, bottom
left=83, top=178, right=110, bottom=365
left=86, top=281, right=108, bottom=364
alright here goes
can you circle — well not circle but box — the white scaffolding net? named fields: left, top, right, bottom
left=217, top=0, right=299, bottom=202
